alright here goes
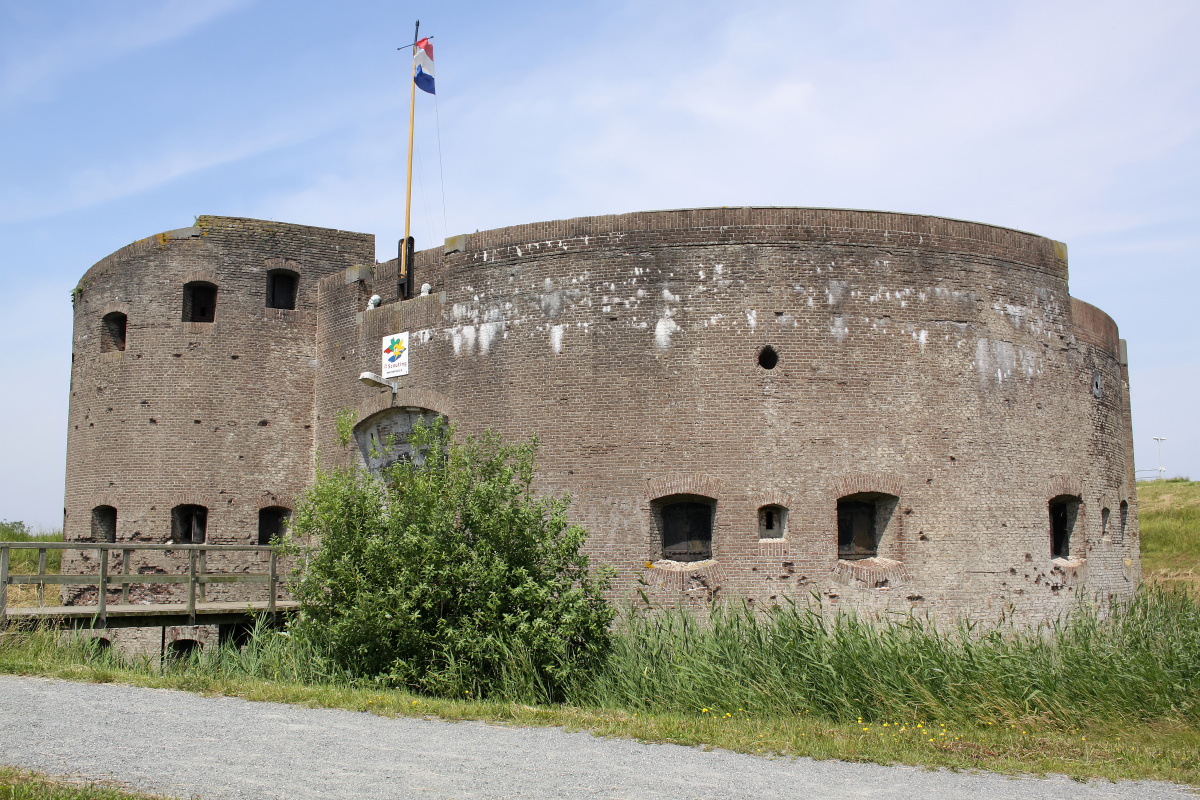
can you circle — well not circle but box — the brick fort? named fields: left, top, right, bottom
left=64, top=207, right=1139, bottom=639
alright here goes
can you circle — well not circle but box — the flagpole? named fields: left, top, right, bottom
left=401, top=20, right=419, bottom=293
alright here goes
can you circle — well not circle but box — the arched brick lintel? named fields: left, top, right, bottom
left=645, top=473, right=722, bottom=501
left=170, top=493, right=212, bottom=510
left=353, top=388, right=455, bottom=427
left=255, top=492, right=295, bottom=511
left=1044, top=475, right=1083, bottom=499
left=99, top=302, right=130, bottom=317
left=754, top=489, right=797, bottom=510
left=182, top=270, right=219, bottom=286
left=829, top=472, right=904, bottom=500
left=85, top=497, right=121, bottom=512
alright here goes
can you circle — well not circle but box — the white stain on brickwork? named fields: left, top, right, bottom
left=551, top=324, right=565, bottom=353
left=974, top=338, right=1041, bottom=383
left=827, top=281, right=847, bottom=305
left=655, top=317, right=680, bottom=350
left=831, top=316, right=849, bottom=342
left=662, top=288, right=680, bottom=303
left=746, top=309, right=757, bottom=329
left=478, top=321, right=502, bottom=354
left=540, top=281, right=563, bottom=319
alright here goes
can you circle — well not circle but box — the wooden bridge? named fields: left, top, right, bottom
left=0, top=542, right=298, bottom=630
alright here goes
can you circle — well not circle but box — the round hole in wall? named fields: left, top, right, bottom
left=758, top=346, right=779, bottom=370
left=1091, top=373, right=1103, bottom=399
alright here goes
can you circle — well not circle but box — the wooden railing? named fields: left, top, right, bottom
left=0, top=542, right=286, bottom=628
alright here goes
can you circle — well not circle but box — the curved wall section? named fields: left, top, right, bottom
left=64, top=218, right=374, bottom=589
left=318, top=207, right=1137, bottom=622
left=64, top=207, right=1137, bottom=623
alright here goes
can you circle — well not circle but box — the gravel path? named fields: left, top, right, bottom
left=0, top=675, right=1190, bottom=800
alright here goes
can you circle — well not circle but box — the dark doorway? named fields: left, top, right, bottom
left=91, top=505, right=117, bottom=543
left=171, top=504, right=207, bottom=544
left=1049, top=495, right=1079, bottom=558
left=838, top=500, right=877, bottom=559
left=658, top=499, right=714, bottom=561
left=182, top=282, right=217, bottom=322
left=101, top=312, right=127, bottom=352
left=257, top=506, right=290, bottom=545
left=266, top=270, right=298, bottom=310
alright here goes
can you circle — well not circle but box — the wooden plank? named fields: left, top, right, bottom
left=1, top=546, right=8, bottom=626
left=98, top=548, right=108, bottom=623
left=5, top=600, right=300, bottom=617
left=4, top=575, right=186, bottom=586
left=198, top=549, right=207, bottom=603
left=7, top=574, right=270, bottom=586
left=3, top=601, right=300, bottom=630
left=196, top=575, right=271, bottom=585
left=0, top=543, right=280, bottom=553
left=268, top=551, right=277, bottom=615
left=37, top=549, right=46, bottom=607
left=187, top=549, right=196, bottom=624
left=120, top=548, right=130, bottom=605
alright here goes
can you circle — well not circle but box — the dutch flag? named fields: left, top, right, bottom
left=414, top=37, right=435, bottom=94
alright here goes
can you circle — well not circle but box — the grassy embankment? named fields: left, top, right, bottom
left=1138, top=478, right=1200, bottom=594
left=1, top=485, right=1199, bottom=785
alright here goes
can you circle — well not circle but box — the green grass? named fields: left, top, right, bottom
left=582, top=592, right=1200, bottom=727
left=3, top=491, right=1200, bottom=786
left=1, top=521, right=63, bottom=607
left=0, top=521, right=63, bottom=575
left=3, top=591, right=1199, bottom=786
left=0, top=767, right=174, bottom=800
left=1138, top=479, right=1200, bottom=592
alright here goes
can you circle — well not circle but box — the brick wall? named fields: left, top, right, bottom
left=63, top=217, right=373, bottom=604
left=65, top=207, right=1139, bottom=628
left=317, top=207, right=1138, bottom=623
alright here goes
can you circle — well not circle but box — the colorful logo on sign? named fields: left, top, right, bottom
left=381, top=332, right=410, bottom=378
left=384, top=337, right=406, bottom=363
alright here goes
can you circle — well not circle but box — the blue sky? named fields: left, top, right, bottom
left=1, top=0, right=1197, bottom=529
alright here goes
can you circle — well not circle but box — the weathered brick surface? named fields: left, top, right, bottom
left=66, top=208, right=1139, bottom=629
left=63, top=217, right=372, bottom=614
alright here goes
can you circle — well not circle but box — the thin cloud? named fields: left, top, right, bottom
left=0, top=0, right=248, bottom=102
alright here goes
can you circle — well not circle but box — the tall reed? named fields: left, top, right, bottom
left=577, top=589, right=1200, bottom=727
left=6, top=588, right=1197, bottom=730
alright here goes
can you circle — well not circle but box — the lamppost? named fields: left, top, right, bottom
left=1153, top=436, right=1166, bottom=480
left=359, top=371, right=399, bottom=394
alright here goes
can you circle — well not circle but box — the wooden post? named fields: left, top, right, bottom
left=37, top=548, right=46, bottom=607
left=198, top=547, right=207, bottom=603
left=120, top=548, right=130, bottom=605
left=399, top=19, right=419, bottom=290
left=0, top=545, right=8, bottom=628
left=98, top=547, right=108, bottom=624
left=268, top=550, right=277, bottom=616
left=187, top=548, right=196, bottom=624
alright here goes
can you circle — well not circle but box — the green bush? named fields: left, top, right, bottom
left=288, top=417, right=614, bottom=701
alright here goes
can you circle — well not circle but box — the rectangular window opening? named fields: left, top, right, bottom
left=182, top=283, right=217, bottom=323
left=171, top=504, right=208, bottom=544
left=267, top=271, right=298, bottom=310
